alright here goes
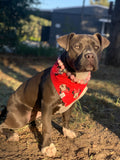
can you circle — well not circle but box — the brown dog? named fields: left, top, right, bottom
left=0, top=33, right=110, bottom=157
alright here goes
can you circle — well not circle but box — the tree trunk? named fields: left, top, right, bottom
left=105, top=0, right=120, bottom=66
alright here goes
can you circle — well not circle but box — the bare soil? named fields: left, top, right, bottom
left=0, top=54, right=120, bottom=160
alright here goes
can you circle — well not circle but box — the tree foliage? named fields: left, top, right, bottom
left=21, top=15, right=51, bottom=41
left=0, top=0, right=40, bottom=47
left=90, top=0, right=109, bottom=7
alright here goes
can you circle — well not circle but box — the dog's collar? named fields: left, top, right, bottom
left=57, top=57, right=91, bottom=84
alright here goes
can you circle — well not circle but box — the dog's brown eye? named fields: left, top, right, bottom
left=75, top=45, right=80, bottom=49
left=75, top=44, right=82, bottom=49
left=94, top=46, right=99, bottom=50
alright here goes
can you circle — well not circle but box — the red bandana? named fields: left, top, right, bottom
left=50, top=62, right=88, bottom=107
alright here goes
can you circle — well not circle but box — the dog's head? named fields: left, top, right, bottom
left=57, top=33, right=110, bottom=72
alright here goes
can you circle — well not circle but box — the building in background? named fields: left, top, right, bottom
left=48, top=5, right=110, bottom=47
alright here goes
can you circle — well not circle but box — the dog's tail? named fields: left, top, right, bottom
left=0, top=105, right=7, bottom=125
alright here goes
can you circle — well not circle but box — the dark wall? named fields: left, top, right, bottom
left=41, top=26, right=50, bottom=41
left=49, top=6, right=108, bottom=47
left=49, top=13, right=82, bottom=46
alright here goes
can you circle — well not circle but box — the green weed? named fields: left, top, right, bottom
left=116, top=98, right=120, bottom=105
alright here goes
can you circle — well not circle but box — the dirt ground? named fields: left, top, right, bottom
left=0, top=54, right=120, bottom=160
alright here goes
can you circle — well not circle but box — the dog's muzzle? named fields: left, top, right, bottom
left=74, top=52, right=98, bottom=72
left=84, top=52, right=98, bottom=71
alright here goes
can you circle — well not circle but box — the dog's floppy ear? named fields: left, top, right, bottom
left=93, top=33, right=110, bottom=50
left=57, top=33, right=76, bottom=51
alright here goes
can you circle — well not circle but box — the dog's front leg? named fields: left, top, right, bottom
left=41, top=105, right=56, bottom=157
left=62, top=104, right=76, bottom=139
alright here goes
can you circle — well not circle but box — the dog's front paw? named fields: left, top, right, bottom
left=41, top=143, right=56, bottom=157
left=63, top=127, right=76, bottom=139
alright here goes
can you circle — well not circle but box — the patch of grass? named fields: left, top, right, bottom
left=71, top=101, right=93, bottom=130
left=116, top=98, right=120, bottom=105
left=74, top=101, right=86, bottom=122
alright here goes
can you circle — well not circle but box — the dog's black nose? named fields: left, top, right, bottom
left=85, top=53, right=94, bottom=60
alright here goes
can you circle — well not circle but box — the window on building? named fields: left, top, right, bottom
left=99, top=18, right=111, bottom=37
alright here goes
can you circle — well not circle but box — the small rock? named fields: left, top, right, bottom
left=7, top=133, right=19, bottom=142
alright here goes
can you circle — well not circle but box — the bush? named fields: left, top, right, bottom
left=15, top=43, right=59, bottom=58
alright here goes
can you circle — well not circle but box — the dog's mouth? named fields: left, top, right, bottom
left=74, top=60, right=97, bottom=72
left=85, top=63, right=95, bottom=71
left=73, top=53, right=98, bottom=72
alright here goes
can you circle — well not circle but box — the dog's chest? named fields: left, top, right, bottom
left=54, top=86, right=88, bottom=114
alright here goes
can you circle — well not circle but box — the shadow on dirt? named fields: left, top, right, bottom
left=0, top=62, right=35, bottom=83
left=91, top=64, right=120, bottom=86
left=29, top=121, right=43, bottom=151
left=80, top=88, right=120, bottom=138
left=29, top=120, right=64, bottom=152
left=0, top=55, right=53, bottom=83
left=0, top=82, right=14, bottom=106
